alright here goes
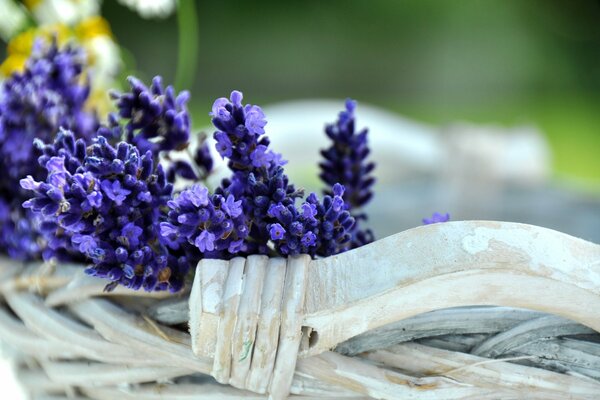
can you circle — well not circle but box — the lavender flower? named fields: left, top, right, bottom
left=423, top=212, right=450, bottom=225
left=0, top=38, right=98, bottom=260
left=161, top=184, right=250, bottom=259
left=320, top=99, right=376, bottom=248
left=164, top=91, right=356, bottom=258
left=109, top=76, right=213, bottom=182
left=22, top=130, right=188, bottom=292
left=266, top=185, right=355, bottom=257
left=110, top=76, right=191, bottom=155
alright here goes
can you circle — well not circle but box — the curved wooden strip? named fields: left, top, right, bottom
left=303, top=221, right=600, bottom=355
left=4, top=292, right=151, bottom=365
left=0, top=305, right=79, bottom=359
left=68, top=298, right=212, bottom=373
left=335, top=306, right=544, bottom=355
left=472, top=315, right=596, bottom=358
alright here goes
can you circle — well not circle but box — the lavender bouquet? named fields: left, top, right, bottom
left=6, top=39, right=378, bottom=293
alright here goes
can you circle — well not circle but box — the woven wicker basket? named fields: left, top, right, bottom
left=1, top=220, right=599, bottom=399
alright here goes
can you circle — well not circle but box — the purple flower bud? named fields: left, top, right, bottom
left=195, top=230, right=216, bottom=252
left=20, top=176, right=41, bottom=191
left=250, top=145, right=273, bottom=168
left=120, top=222, right=144, bottom=248
left=245, top=105, right=267, bottom=135
left=210, top=97, right=230, bottom=119
left=422, top=212, right=450, bottom=225
left=214, top=131, right=233, bottom=158
left=301, top=231, right=317, bottom=246
left=101, top=180, right=131, bottom=206
left=221, top=195, right=242, bottom=218
left=186, top=185, right=209, bottom=207
left=269, top=223, right=286, bottom=241
left=301, top=203, right=317, bottom=219
left=230, top=90, right=243, bottom=107
left=71, top=234, right=97, bottom=256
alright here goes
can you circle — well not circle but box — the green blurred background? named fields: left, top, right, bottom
left=8, top=0, right=600, bottom=183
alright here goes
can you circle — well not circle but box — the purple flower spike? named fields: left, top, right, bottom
left=0, top=38, right=98, bottom=260
left=320, top=99, right=375, bottom=248
left=22, top=130, right=185, bottom=293
left=163, top=184, right=249, bottom=258
left=422, top=212, right=450, bottom=225
left=109, top=75, right=209, bottom=178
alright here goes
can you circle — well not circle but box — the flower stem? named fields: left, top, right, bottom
left=175, top=0, right=199, bottom=91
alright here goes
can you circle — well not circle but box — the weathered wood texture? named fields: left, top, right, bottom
left=1, top=221, right=599, bottom=399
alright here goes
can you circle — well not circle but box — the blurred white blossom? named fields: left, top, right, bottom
left=0, top=0, right=27, bottom=41
left=28, top=0, right=100, bottom=26
left=117, top=0, right=175, bottom=19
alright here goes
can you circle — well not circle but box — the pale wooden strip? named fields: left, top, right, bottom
left=69, top=298, right=213, bottom=373
left=212, top=257, right=246, bottom=383
left=296, top=351, right=509, bottom=399
left=305, top=221, right=600, bottom=355
left=15, top=368, right=68, bottom=395
left=0, top=256, right=22, bottom=282
left=81, top=383, right=366, bottom=399
left=246, top=258, right=287, bottom=393
left=365, top=342, right=600, bottom=399
left=269, top=255, right=311, bottom=400
left=335, top=306, right=542, bottom=355
left=0, top=305, right=80, bottom=359
left=417, top=333, right=491, bottom=353
left=472, top=315, right=596, bottom=358
left=501, top=338, right=600, bottom=379
left=190, top=259, right=229, bottom=357
left=229, top=255, right=268, bottom=388
left=304, top=269, right=600, bottom=357
left=4, top=292, right=150, bottom=365
left=41, top=361, right=192, bottom=386
left=44, top=270, right=177, bottom=307
left=148, top=297, right=188, bottom=325
left=290, top=373, right=368, bottom=397
left=0, top=262, right=82, bottom=293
